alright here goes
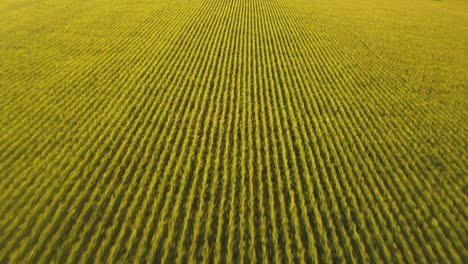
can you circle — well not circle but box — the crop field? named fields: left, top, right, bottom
left=0, top=0, right=467, bottom=263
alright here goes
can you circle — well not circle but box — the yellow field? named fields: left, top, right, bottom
left=0, top=0, right=466, bottom=263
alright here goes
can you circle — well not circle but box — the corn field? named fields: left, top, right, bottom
left=0, top=0, right=466, bottom=263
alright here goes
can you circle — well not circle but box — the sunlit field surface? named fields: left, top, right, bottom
left=0, top=0, right=466, bottom=263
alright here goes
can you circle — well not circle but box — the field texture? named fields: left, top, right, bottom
left=0, top=0, right=467, bottom=263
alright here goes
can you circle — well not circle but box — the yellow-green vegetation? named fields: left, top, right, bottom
left=0, top=0, right=466, bottom=263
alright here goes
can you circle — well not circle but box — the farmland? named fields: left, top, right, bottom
left=0, top=0, right=467, bottom=263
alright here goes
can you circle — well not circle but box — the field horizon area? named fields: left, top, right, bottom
left=0, top=0, right=467, bottom=263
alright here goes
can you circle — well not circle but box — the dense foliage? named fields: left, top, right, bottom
left=0, top=0, right=466, bottom=263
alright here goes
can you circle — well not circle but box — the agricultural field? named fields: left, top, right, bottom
left=0, top=0, right=467, bottom=263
